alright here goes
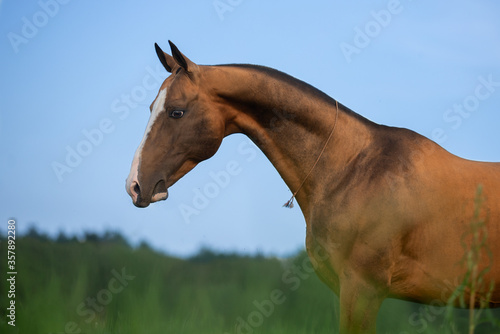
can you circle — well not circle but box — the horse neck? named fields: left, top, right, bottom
left=205, top=65, right=375, bottom=214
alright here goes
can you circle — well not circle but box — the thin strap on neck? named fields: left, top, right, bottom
left=283, top=100, right=339, bottom=208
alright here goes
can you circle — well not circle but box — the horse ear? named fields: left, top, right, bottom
left=155, top=43, right=176, bottom=73
left=168, top=40, right=198, bottom=73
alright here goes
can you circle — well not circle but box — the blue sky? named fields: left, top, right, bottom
left=1, top=0, right=499, bottom=257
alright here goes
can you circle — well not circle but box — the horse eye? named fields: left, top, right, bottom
left=170, top=110, right=184, bottom=119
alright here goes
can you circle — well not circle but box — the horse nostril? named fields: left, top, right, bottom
left=133, top=182, right=141, bottom=197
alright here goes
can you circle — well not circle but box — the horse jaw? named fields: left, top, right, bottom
left=151, top=180, right=168, bottom=203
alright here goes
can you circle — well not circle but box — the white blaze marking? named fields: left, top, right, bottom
left=126, top=88, right=167, bottom=196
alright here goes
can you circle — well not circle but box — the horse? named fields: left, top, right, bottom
left=125, top=41, right=500, bottom=333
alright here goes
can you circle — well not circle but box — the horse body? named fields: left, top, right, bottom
left=126, top=42, right=500, bottom=333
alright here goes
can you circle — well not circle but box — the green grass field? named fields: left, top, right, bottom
left=1, top=230, right=499, bottom=334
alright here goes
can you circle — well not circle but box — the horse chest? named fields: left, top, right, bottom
left=304, top=221, right=347, bottom=295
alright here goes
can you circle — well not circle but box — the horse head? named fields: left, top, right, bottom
left=126, top=41, right=226, bottom=207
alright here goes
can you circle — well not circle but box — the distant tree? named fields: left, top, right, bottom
left=189, top=247, right=220, bottom=263
left=55, top=231, right=77, bottom=243
left=189, top=246, right=246, bottom=263
left=83, top=231, right=100, bottom=243
left=102, top=230, right=130, bottom=247
left=81, top=230, right=130, bottom=247
left=25, top=225, right=50, bottom=241
left=138, top=240, right=153, bottom=251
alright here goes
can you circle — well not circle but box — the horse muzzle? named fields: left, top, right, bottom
left=127, top=178, right=168, bottom=208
